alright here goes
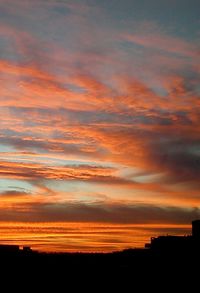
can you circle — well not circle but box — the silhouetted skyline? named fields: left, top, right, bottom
left=1, top=220, right=199, bottom=253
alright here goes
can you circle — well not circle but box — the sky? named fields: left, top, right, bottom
left=0, top=0, right=199, bottom=252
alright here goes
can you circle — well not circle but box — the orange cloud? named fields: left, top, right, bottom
left=0, top=160, right=118, bottom=182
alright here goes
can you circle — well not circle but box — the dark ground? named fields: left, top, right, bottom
left=0, top=248, right=199, bottom=289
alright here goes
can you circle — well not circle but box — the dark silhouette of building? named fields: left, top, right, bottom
left=192, top=220, right=200, bottom=239
left=23, top=246, right=32, bottom=253
left=145, top=220, right=200, bottom=252
left=0, top=244, right=20, bottom=253
left=0, top=244, right=33, bottom=254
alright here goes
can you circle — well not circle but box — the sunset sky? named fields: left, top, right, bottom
left=0, top=0, right=199, bottom=252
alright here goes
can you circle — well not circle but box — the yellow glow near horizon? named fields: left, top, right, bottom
left=0, top=222, right=191, bottom=253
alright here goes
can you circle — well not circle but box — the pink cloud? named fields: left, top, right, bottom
left=123, top=32, right=199, bottom=58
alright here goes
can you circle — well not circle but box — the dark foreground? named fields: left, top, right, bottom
left=0, top=248, right=199, bottom=288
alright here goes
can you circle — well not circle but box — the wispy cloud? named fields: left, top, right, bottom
left=0, top=193, right=199, bottom=225
left=123, top=32, right=199, bottom=58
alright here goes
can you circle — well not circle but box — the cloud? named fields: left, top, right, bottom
left=0, top=0, right=200, bottom=227
left=0, top=160, right=119, bottom=182
left=146, top=136, right=200, bottom=182
left=123, top=32, right=199, bottom=58
left=0, top=199, right=199, bottom=224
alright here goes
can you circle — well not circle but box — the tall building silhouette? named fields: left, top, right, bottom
left=192, top=220, right=200, bottom=239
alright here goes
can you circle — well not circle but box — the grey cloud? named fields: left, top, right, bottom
left=0, top=201, right=199, bottom=224
left=148, top=136, right=200, bottom=182
left=0, top=190, right=28, bottom=197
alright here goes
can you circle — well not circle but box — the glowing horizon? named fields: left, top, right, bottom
left=0, top=222, right=192, bottom=252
